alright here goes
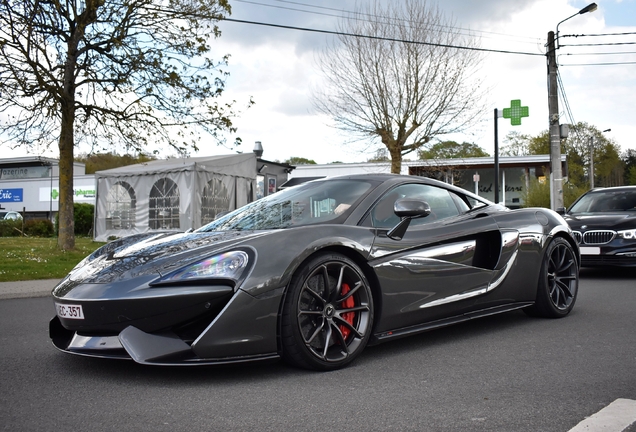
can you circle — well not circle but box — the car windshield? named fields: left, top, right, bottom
left=197, top=179, right=375, bottom=231
left=569, top=189, right=636, bottom=213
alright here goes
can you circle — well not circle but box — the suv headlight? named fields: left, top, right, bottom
left=617, top=229, right=636, bottom=240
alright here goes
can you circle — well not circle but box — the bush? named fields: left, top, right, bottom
left=24, top=219, right=54, bottom=237
left=54, top=203, right=95, bottom=236
left=0, top=219, right=23, bottom=237
left=521, top=174, right=589, bottom=210
left=521, top=176, right=550, bottom=208
left=74, top=203, right=94, bottom=236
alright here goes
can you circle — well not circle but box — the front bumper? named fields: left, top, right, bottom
left=50, top=287, right=283, bottom=365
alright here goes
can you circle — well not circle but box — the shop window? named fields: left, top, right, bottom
left=106, top=182, right=136, bottom=229
left=149, top=178, right=180, bottom=230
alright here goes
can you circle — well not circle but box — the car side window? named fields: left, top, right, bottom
left=370, top=184, right=461, bottom=228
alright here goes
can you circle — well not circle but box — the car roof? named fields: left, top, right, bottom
left=586, top=186, right=636, bottom=194
left=320, top=173, right=489, bottom=202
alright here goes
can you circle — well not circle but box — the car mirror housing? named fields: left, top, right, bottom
left=556, top=207, right=566, bottom=215
left=387, top=199, right=432, bottom=240
left=394, top=199, right=431, bottom=219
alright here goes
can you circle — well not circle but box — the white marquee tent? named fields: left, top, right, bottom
left=94, top=154, right=256, bottom=241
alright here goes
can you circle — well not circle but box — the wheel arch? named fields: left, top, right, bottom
left=548, top=226, right=581, bottom=268
left=275, top=244, right=382, bottom=356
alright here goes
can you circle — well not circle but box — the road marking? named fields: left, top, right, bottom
left=569, top=399, right=636, bottom=432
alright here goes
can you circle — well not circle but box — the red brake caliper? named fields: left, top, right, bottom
left=339, top=283, right=355, bottom=340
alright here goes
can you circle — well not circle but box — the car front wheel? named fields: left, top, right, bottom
left=525, top=237, right=579, bottom=318
left=281, top=253, right=374, bottom=371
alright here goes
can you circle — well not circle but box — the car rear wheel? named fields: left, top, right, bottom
left=281, top=253, right=374, bottom=371
left=525, top=237, right=579, bottom=318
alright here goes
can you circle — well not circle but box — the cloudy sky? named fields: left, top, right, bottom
left=204, top=0, right=636, bottom=164
left=4, top=0, right=635, bottom=164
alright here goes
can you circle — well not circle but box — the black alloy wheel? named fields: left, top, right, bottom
left=525, top=237, right=579, bottom=318
left=281, top=253, right=374, bottom=371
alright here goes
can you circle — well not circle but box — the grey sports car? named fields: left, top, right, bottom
left=50, top=174, right=580, bottom=370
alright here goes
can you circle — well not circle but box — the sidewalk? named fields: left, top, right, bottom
left=0, top=279, right=61, bottom=300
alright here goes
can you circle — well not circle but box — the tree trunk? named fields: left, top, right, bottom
left=57, top=101, right=75, bottom=250
left=389, top=144, right=402, bottom=174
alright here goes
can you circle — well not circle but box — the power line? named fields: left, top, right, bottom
left=232, top=0, right=544, bottom=46
left=221, top=17, right=545, bottom=57
left=556, top=70, right=577, bottom=132
left=560, top=61, right=636, bottom=66
left=559, top=51, right=636, bottom=56
left=562, top=31, right=636, bottom=38
left=561, top=42, right=636, bottom=47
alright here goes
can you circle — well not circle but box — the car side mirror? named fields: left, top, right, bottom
left=387, top=199, right=432, bottom=240
left=394, top=199, right=432, bottom=219
left=556, top=207, right=566, bottom=216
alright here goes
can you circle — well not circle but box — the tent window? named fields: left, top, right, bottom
left=149, top=178, right=180, bottom=230
left=201, top=178, right=230, bottom=225
left=106, top=182, right=136, bottom=229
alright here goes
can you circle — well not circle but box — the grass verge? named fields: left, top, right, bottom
left=0, top=237, right=105, bottom=282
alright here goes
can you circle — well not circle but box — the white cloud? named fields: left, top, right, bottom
left=3, top=0, right=635, bottom=164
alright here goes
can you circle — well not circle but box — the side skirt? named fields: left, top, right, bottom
left=369, top=302, right=533, bottom=345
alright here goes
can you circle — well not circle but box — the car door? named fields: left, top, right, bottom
left=366, top=183, right=509, bottom=332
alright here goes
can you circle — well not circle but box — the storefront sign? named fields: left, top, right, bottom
left=0, top=188, right=23, bottom=202
left=1, top=166, right=51, bottom=179
left=39, top=185, right=96, bottom=202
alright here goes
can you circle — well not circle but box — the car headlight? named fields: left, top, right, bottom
left=162, top=251, right=250, bottom=283
left=617, top=229, right=636, bottom=240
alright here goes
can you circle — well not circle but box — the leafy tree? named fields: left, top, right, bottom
left=503, top=123, right=623, bottom=208
left=313, top=0, right=485, bottom=174
left=594, top=140, right=622, bottom=187
left=76, top=152, right=157, bottom=174
left=566, top=123, right=622, bottom=188
left=526, top=131, right=550, bottom=155
left=284, top=157, right=317, bottom=165
left=622, top=149, right=636, bottom=185
left=0, top=0, right=246, bottom=250
left=418, top=141, right=489, bottom=159
left=500, top=131, right=531, bottom=156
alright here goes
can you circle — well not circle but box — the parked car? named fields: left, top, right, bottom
left=560, top=186, right=636, bottom=267
left=0, top=211, right=22, bottom=220
left=50, top=174, right=580, bottom=371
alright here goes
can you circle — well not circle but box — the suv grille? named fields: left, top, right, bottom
left=582, top=230, right=615, bottom=245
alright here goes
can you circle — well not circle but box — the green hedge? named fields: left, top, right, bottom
left=0, top=219, right=23, bottom=237
left=25, top=219, right=54, bottom=237
left=0, top=218, right=54, bottom=237
left=54, top=203, right=94, bottom=236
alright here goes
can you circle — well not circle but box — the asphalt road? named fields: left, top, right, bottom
left=1, top=268, right=635, bottom=431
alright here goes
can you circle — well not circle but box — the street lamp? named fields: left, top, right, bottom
left=556, top=3, right=598, bottom=48
left=589, top=128, right=611, bottom=189
left=547, top=3, right=597, bottom=210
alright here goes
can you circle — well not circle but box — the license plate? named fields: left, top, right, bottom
left=55, top=303, right=84, bottom=320
left=580, top=246, right=601, bottom=255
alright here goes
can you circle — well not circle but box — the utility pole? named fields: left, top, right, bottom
left=547, top=30, right=563, bottom=211
left=547, top=3, right=597, bottom=210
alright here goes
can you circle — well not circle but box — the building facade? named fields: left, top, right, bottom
left=0, top=156, right=95, bottom=220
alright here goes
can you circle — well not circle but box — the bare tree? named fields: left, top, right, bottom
left=313, top=0, right=485, bottom=173
left=0, top=0, right=247, bottom=250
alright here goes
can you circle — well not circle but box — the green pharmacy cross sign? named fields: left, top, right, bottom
left=492, top=98, right=530, bottom=206
left=502, top=99, right=529, bottom=126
